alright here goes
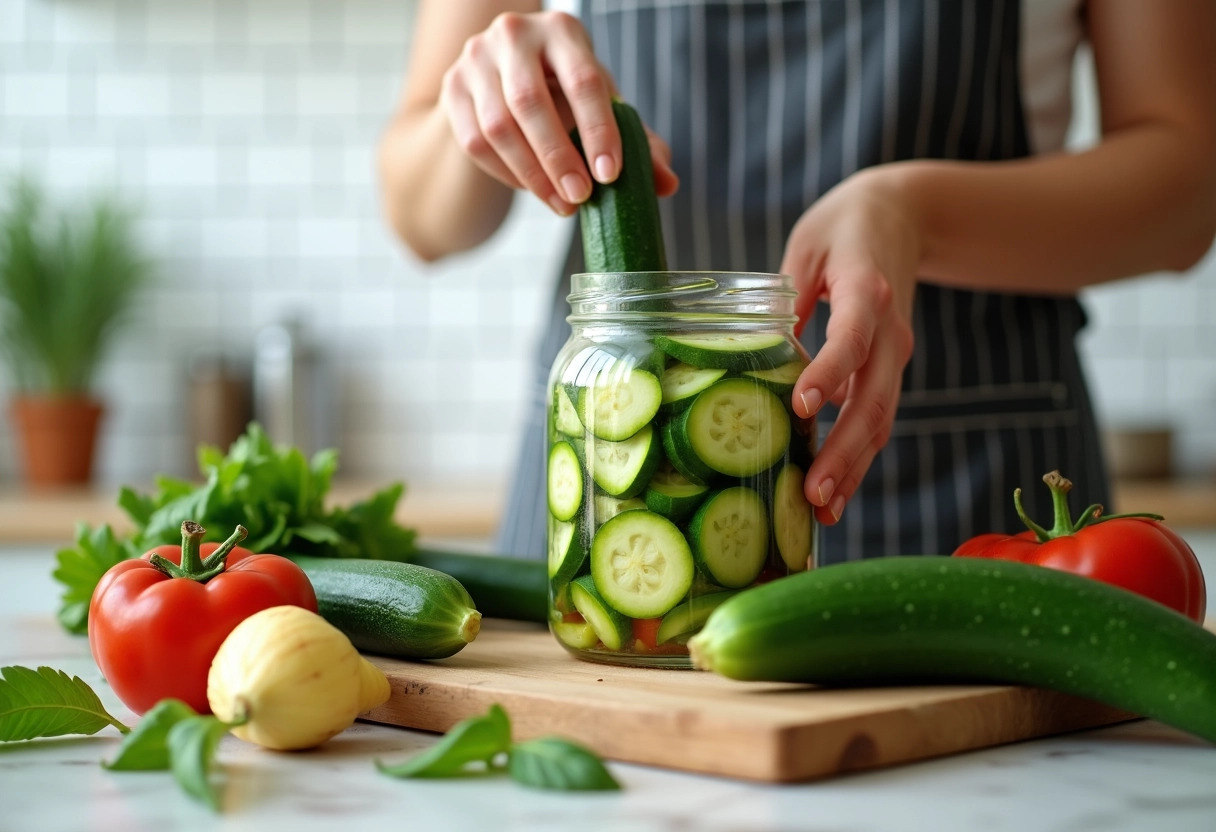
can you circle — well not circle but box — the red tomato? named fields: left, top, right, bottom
left=88, top=522, right=317, bottom=715
left=954, top=472, right=1206, bottom=623
left=631, top=617, right=663, bottom=652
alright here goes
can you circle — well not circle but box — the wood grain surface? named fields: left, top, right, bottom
left=362, top=621, right=1134, bottom=782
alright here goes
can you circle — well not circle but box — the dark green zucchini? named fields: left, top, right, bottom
left=573, top=99, right=667, bottom=273
left=289, top=556, right=481, bottom=659
left=688, top=556, right=1216, bottom=744
left=407, top=548, right=549, bottom=623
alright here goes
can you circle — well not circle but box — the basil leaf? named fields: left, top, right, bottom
left=377, top=703, right=512, bottom=778
left=103, top=699, right=195, bottom=770
left=0, top=665, right=130, bottom=741
left=167, top=715, right=230, bottom=811
left=507, top=737, right=620, bottom=792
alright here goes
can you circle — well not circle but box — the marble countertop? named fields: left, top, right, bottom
left=4, top=537, right=1216, bottom=832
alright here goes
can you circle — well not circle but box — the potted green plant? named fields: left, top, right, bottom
left=0, top=177, right=153, bottom=486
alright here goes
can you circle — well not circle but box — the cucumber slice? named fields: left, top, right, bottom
left=590, top=510, right=695, bottom=619
left=553, top=385, right=584, bottom=437
left=688, top=487, right=769, bottom=588
left=655, top=333, right=796, bottom=371
left=588, top=423, right=661, bottom=498
left=593, top=494, right=648, bottom=525
left=682, top=378, right=791, bottom=477
left=570, top=575, right=632, bottom=650
left=548, top=517, right=584, bottom=584
left=547, top=441, right=584, bottom=522
left=656, top=590, right=738, bottom=645
left=773, top=463, right=814, bottom=572
left=660, top=419, right=715, bottom=486
left=576, top=367, right=663, bottom=441
left=643, top=465, right=710, bottom=523
left=660, top=362, right=727, bottom=414
left=743, top=360, right=806, bottom=398
left=552, top=617, right=599, bottom=650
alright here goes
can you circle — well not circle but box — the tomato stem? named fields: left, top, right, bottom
left=201, top=524, right=250, bottom=572
left=1013, top=470, right=1166, bottom=541
left=148, top=522, right=247, bottom=582
left=1013, top=487, right=1053, bottom=542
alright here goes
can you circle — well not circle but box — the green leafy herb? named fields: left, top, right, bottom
left=103, top=698, right=196, bottom=771
left=376, top=703, right=512, bottom=778
left=0, top=665, right=130, bottom=741
left=167, top=715, right=232, bottom=811
left=52, top=422, right=419, bottom=632
left=508, top=737, right=621, bottom=791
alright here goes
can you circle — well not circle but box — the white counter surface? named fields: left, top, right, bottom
left=3, top=535, right=1216, bottom=832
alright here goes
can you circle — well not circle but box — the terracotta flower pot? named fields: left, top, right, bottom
left=10, top=395, right=105, bottom=487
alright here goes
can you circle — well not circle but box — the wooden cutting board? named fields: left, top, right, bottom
left=361, top=620, right=1134, bottom=782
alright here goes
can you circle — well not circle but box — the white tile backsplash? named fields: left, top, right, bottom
left=0, top=0, right=1213, bottom=495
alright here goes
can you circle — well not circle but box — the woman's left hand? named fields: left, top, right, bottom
left=781, top=166, right=922, bottom=526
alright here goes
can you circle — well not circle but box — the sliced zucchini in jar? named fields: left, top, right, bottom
left=743, top=359, right=806, bottom=398
left=548, top=517, right=584, bottom=585
left=552, top=385, right=585, bottom=437
left=570, top=575, right=633, bottom=651
left=688, top=486, right=769, bottom=588
left=552, top=616, right=599, bottom=650
left=643, top=463, right=710, bottom=522
left=678, top=378, right=790, bottom=477
left=654, top=333, right=796, bottom=371
left=593, top=494, right=648, bottom=525
left=660, top=420, right=716, bottom=486
left=773, top=463, right=814, bottom=572
left=588, top=423, right=661, bottom=498
left=659, top=362, right=727, bottom=415
left=576, top=367, right=662, bottom=441
left=547, top=440, right=584, bottom=522
left=656, top=590, right=738, bottom=645
left=590, top=510, right=694, bottom=619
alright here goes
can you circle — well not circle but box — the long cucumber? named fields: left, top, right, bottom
left=407, top=548, right=548, bottom=623
left=688, top=556, right=1216, bottom=743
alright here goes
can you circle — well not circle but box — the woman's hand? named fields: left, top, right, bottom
left=439, top=10, right=678, bottom=216
left=781, top=167, right=922, bottom=527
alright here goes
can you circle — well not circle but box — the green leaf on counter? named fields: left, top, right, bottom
left=52, top=523, right=136, bottom=634
left=51, top=422, right=419, bottom=633
left=508, top=737, right=621, bottom=792
left=0, top=665, right=130, bottom=741
left=376, top=703, right=512, bottom=779
left=167, top=715, right=231, bottom=811
left=103, top=698, right=196, bottom=771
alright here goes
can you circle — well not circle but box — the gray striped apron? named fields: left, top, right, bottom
left=496, top=0, right=1112, bottom=565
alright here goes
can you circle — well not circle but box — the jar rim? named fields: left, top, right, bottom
left=567, top=271, right=798, bottom=328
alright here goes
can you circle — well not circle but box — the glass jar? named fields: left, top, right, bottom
left=546, top=271, right=818, bottom=668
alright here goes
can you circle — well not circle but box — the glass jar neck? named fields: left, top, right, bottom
left=566, top=271, right=798, bottom=333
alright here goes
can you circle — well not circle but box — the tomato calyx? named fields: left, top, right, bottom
left=148, top=521, right=250, bottom=582
left=1016, top=470, right=1165, bottom=543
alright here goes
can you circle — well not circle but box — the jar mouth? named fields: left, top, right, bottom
left=568, top=271, right=798, bottom=326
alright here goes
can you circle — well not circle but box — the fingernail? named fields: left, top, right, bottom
left=816, top=478, right=835, bottom=507
left=547, top=195, right=573, bottom=216
left=560, top=173, right=589, bottom=204
left=594, top=154, right=616, bottom=183
left=799, top=388, right=822, bottom=418
left=829, top=495, right=846, bottom=523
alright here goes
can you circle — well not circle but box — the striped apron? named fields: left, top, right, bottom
left=496, top=0, right=1112, bottom=565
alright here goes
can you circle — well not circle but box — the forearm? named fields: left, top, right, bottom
left=377, top=105, right=515, bottom=262
left=897, top=124, right=1216, bottom=294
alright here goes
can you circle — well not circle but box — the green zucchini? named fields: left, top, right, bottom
left=574, top=99, right=667, bottom=273
left=670, top=378, right=791, bottom=478
left=289, top=556, right=481, bottom=659
left=688, top=486, right=769, bottom=589
left=407, top=548, right=549, bottom=623
left=654, top=334, right=796, bottom=371
left=689, top=556, right=1216, bottom=744
left=590, top=509, right=694, bottom=619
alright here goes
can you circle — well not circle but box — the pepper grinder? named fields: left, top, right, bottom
left=253, top=318, right=335, bottom=456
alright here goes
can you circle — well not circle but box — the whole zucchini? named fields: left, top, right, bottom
left=289, top=556, right=481, bottom=659
left=574, top=98, right=668, bottom=273
left=407, top=548, right=548, bottom=623
left=688, top=556, right=1216, bottom=744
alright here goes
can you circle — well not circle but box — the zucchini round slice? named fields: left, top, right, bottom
left=660, top=420, right=716, bottom=485
left=654, top=333, right=796, bottom=371
left=570, top=575, right=632, bottom=651
left=681, top=378, right=791, bottom=477
left=552, top=617, right=599, bottom=650
left=588, top=423, right=661, bottom=498
left=643, top=466, right=710, bottom=523
left=547, top=441, right=584, bottom=522
left=656, top=590, right=738, bottom=645
left=548, top=517, right=584, bottom=584
left=743, top=360, right=806, bottom=398
left=552, top=384, right=585, bottom=437
left=660, top=362, right=727, bottom=414
left=590, top=510, right=694, bottom=619
left=773, top=463, right=813, bottom=572
left=688, top=486, right=769, bottom=588
left=576, top=367, right=663, bottom=441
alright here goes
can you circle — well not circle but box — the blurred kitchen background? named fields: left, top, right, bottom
left=0, top=0, right=1213, bottom=507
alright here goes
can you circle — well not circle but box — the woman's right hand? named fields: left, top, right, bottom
left=439, top=10, right=679, bottom=216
